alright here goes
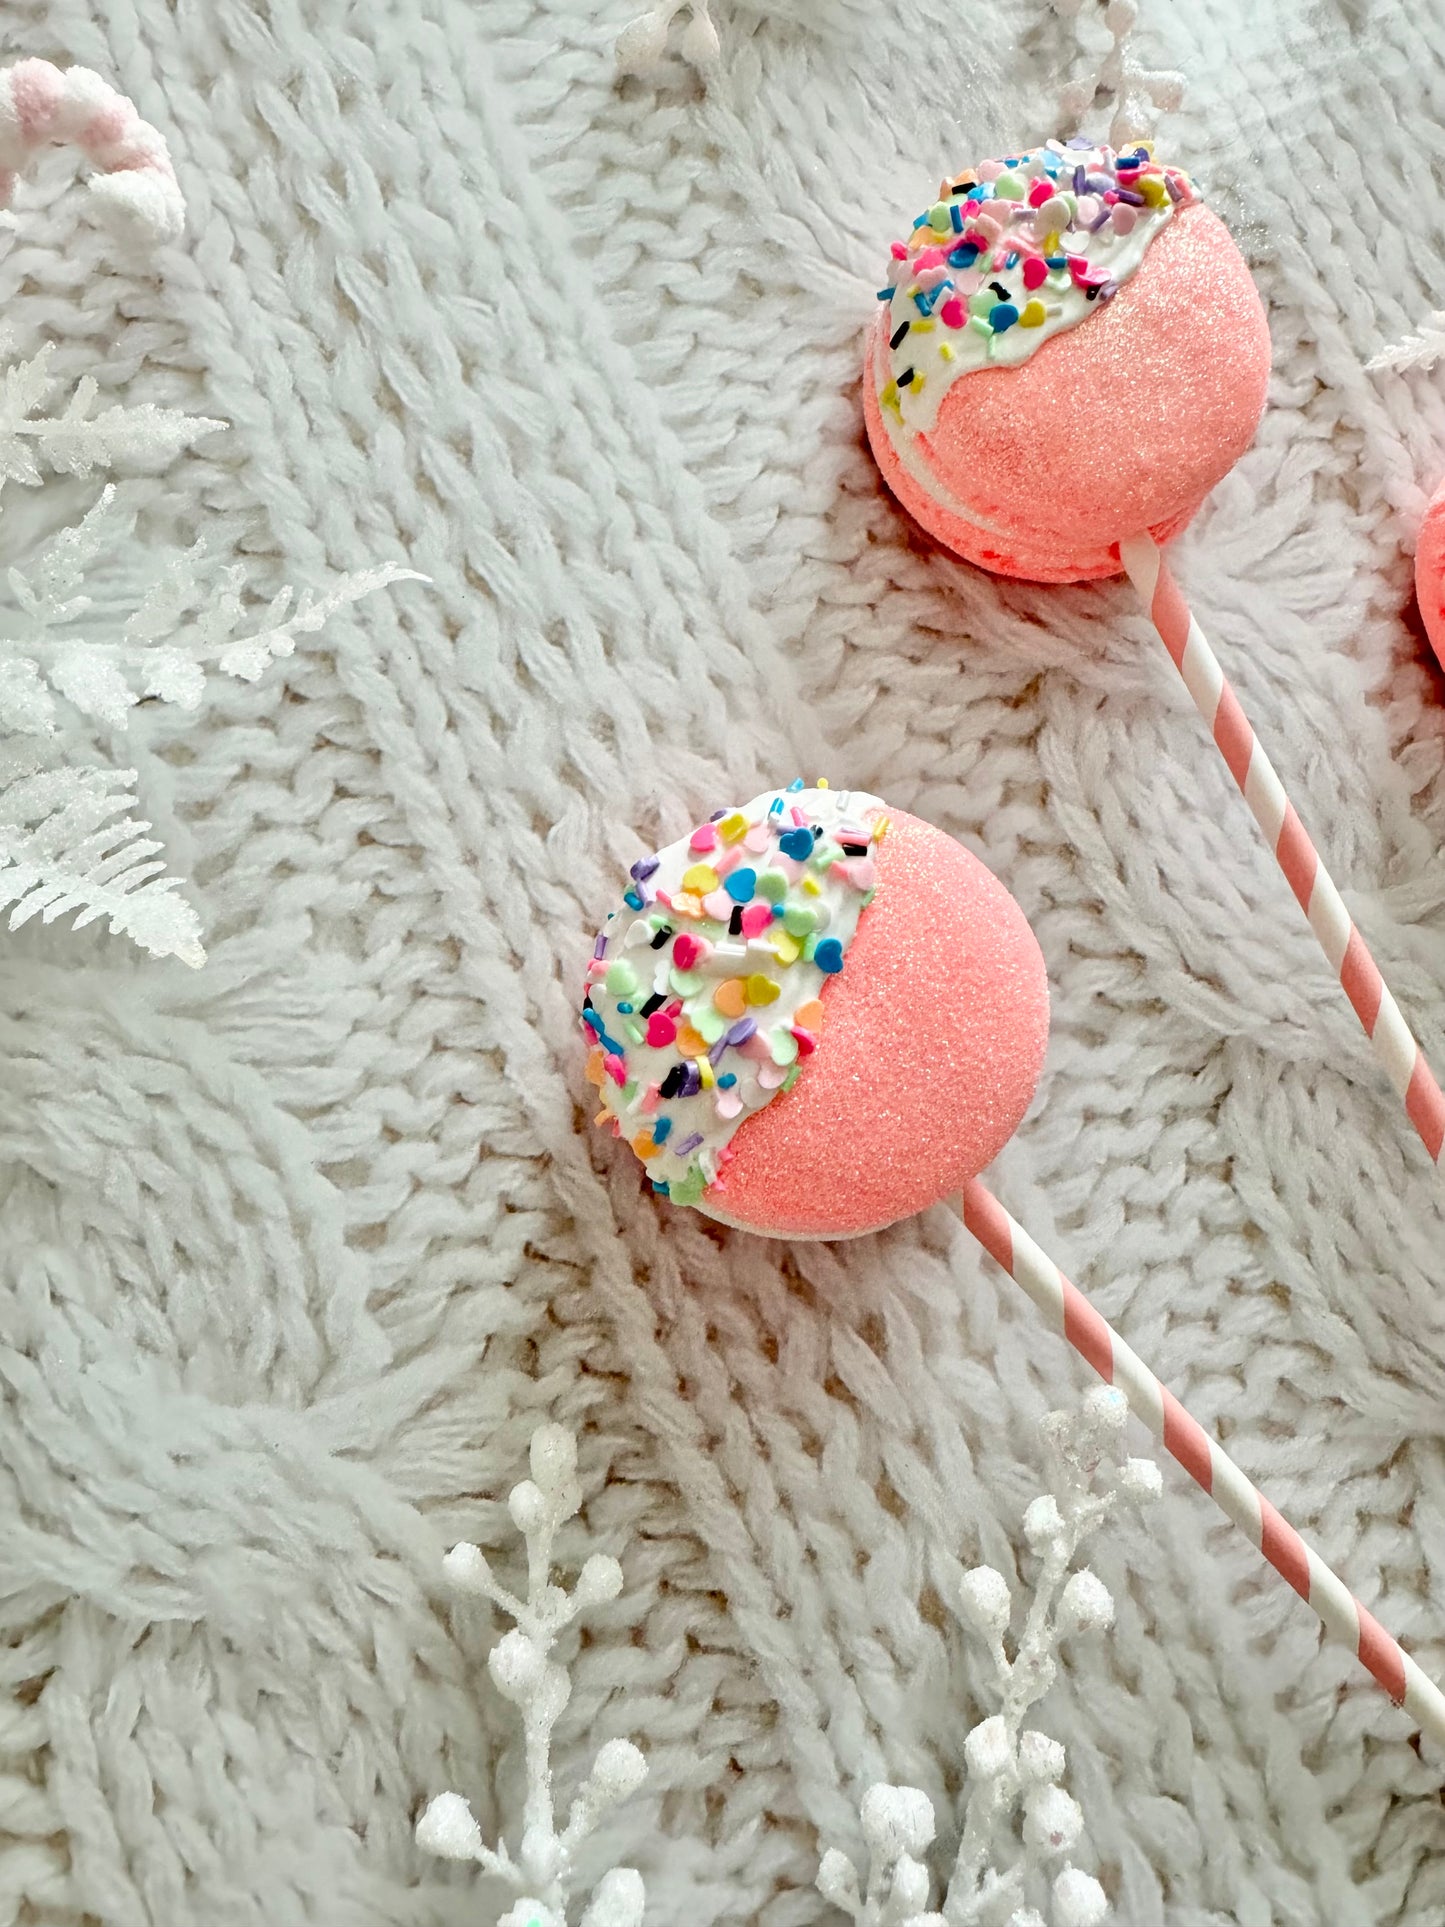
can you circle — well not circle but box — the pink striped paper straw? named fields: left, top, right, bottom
left=1119, top=533, right=1445, bottom=1170
left=961, top=1177, right=1445, bottom=1743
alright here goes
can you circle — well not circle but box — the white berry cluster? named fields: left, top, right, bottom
left=816, top=1389, right=1161, bottom=1927
left=415, top=1426, right=646, bottom=1927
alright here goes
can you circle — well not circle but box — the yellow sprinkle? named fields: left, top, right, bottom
left=718, top=811, right=749, bottom=843
left=770, top=930, right=802, bottom=966
left=682, top=863, right=720, bottom=894
left=745, top=974, right=781, bottom=1007
left=907, top=284, right=921, bottom=298
left=1139, top=175, right=1167, bottom=206
left=873, top=816, right=890, bottom=843
left=816, top=777, right=830, bottom=789
left=1041, top=230, right=1060, bottom=254
left=802, top=876, right=821, bottom=896
left=698, top=1056, right=715, bottom=1090
left=1019, top=299, right=1047, bottom=328
left=913, top=319, right=935, bottom=333
left=881, top=379, right=901, bottom=419
left=939, top=343, right=955, bottom=362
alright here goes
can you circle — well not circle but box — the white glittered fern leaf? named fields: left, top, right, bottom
left=0, top=340, right=219, bottom=487
left=0, top=761, right=204, bottom=965
left=1365, top=311, right=1445, bottom=376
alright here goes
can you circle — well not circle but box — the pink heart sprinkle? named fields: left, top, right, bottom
left=791, top=1027, right=816, bottom=1057
left=1022, top=256, right=1049, bottom=290
left=978, top=159, right=1004, bottom=182
left=1027, top=178, right=1053, bottom=207
left=740, top=903, right=772, bottom=938
left=673, top=934, right=702, bottom=969
left=940, top=297, right=965, bottom=329
left=646, top=1013, right=677, bottom=1048
left=890, top=241, right=909, bottom=260
left=716, top=1091, right=743, bottom=1120
left=1111, top=204, right=1137, bottom=234
left=740, top=1031, right=773, bottom=1061
left=846, top=857, right=877, bottom=892
left=952, top=269, right=981, bottom=298
left=916, top=264, right=948, bottom=291
left=689, top=823, right=717, bottom=853
left=913, top=245, right=946, bottom=271
left=757, top=1063, right=788, bottom=1090
left=744, top=823, right=771, bottom=853
left=703, top=890, right=733, bottom=922
left=1075, top=195, right=1100, bottom=226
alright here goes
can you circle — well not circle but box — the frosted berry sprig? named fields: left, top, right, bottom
left=816, top=1390, right=1160, bottom=1926
left=416, top=1426, right=648, bottom=1927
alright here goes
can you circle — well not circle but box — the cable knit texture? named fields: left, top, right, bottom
left=1, top=2, right=1444, bottom=1923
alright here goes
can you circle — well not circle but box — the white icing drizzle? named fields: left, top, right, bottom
left=583, top=786, right=885, bottom=1203
left=877, top=139, right=1198, bottom=438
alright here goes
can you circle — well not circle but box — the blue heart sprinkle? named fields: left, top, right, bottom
left=779, top=828, right=815, bottom=860
left=723, top=868, right=757, bottom=903
left=814, top=938, right=844, bottom=974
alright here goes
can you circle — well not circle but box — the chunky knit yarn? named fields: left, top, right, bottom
left=1, top=1, right=1443, bottom=1922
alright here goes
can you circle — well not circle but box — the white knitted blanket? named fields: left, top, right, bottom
left=3, top=1, right=1445, bottom=1922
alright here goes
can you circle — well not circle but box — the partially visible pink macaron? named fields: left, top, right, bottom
left=864, top=141, right=1271, bottom=583
left=1415, top=473, right=1445, bottom=672
left=583, top=786, right=1049, bottom=1240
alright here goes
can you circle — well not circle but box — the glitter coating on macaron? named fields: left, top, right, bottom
left=864, top=139, right=1272, bottom=583
left=585, top=788, right=1051, bottom=1239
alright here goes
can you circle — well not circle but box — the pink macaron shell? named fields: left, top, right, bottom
left=1415, top=472, right=1445, bottom=672
left=864, top=205, right=1271, bottom=583
left=702, top=810, right=1050, bottom=1238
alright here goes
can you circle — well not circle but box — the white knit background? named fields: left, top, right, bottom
left=2, top=1, right=1445, bottom=1922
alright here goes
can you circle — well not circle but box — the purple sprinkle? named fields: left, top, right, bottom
left=1073, top=165, right=1086, bottom=192
left=1086, top=173, right=1113, bottom=194
left=630, top=854, right=660, bottom=882
left=682, top=1064, right=702, bottom=1098
left=674, top=1131, right=704, bottom=1157
left=1066, top=135, right=1093, bottom=150
left=1165, top=175, right=1184, bottom=203
left=1098, top=280, right=1118, bottom=301
left=1089, top=207, right=1111, bottom=231
left=709, top=809, right=727, bottom=822
left=1115, top=187, right=1146, bottom=206
left=592, top=933, right=608, bottom=960
left=725, top=1016, right=757, bottom=1047
left=708, top=1036, right=730, bottom=1065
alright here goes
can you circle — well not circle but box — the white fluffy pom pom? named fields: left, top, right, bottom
left=415, top=1791, right=483, bottom=1861
left=890, top=1853, right=930, bottom=1913
left=816, top=1848, right=859, bottom=1907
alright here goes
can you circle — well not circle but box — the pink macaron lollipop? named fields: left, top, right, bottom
left=863, top=140, right=1270, bottom=584
left=582, top=784, right=1445, bottom=1741
left=863, top=141, right=1445, bottom=1174
left=583, top=782, right=1050, bottom=1237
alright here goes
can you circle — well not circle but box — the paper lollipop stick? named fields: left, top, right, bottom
left=1120, top=533, right=1445, bottom=1167
left=584, top=784, right=1445, bottom=1738
left=960, top=1178, right=1445, bottom=1743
